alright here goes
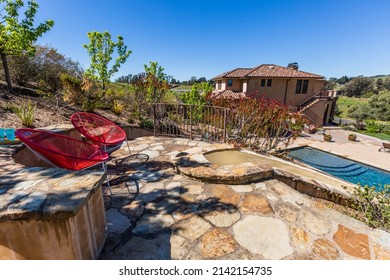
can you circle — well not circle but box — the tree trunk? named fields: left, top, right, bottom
left=0, top=50, right=13, bottom=95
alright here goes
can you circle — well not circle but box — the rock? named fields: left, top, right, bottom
left=170, top=234, right=191, bottom=260
left=311, top=239, right=340, bottom=260
left=174, top=215, right=212, bottom=242
left=150, top=145, right=164, bottom=151
left=202, top=208, right=241, bottom=227
left=105, top=209, right=131, bottom=235
left=230, top=185, right=253, bottom=193
left=333, top=224, right=371, bottom=259
left=133, top=144, right=149, bottom=151
left=182, top=184, right=204, bottom=195
left=172, top=204, right=198, bottom=221
left=200, top=228, right=238, bottom=258
left=373, top=243, right=390, bottom=260
left=165, top=181, right=182, bottom=197
left=254, top=182, right=267, bottom=190
left=105, top=235, right=171, bottom=259
left=232, top=216, right=293, bottom=259
left=274, top=203, right=299, bottom=224
left=120, top=200, right=144, bottom=221
left=239, top=194, right=274, bottom=214
left=137, top=182, right=165, bottom=202
left=290, top=226, right=311, bottom=252
left=142, top=150, right=160, bottom=159
left=132, top=213, right=175, bottom=234
left=204, top=184, right=241, bottom=206
left=301, top=209, right=331, bottom=236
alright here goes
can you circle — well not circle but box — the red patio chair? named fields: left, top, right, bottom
left=15, top=128, right=109, bottom=170
left=70, top=112, right=131, bottom=154
left=15, top=128, right=111, bottom=191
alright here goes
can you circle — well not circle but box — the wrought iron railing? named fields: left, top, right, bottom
left=153, top=103, right=229, bottom=142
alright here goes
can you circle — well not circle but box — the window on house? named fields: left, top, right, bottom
left=267, top=79, right=272, bottom=87
left=227, top=79, right=233, bottom=87
left=296, top=79, right=309, bottom=94
left=302, top=80, right=309, bottom=94
left=295, top=80, right=302, bottom=94
left=260, top=79, right=266, bottom=87
left=217, top=81, right=221, bottom=90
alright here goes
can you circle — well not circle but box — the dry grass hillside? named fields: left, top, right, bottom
left=0, top=82, right=131, bottom=129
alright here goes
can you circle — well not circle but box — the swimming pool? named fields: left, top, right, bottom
left=288, top=146, right=390, bottom=188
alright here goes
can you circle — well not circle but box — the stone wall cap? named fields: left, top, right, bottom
left=0, top=167, right=105, bottom=221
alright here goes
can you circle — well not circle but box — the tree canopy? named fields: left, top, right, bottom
left=0, top=0, right=54, bottom=93
left=83, top=31, right=132, bottom=92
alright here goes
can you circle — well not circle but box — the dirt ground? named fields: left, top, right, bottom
left=0, top=82, right=132, bottom=129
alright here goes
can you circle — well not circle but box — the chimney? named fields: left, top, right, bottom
left=287, top=62, right=299, bottom=70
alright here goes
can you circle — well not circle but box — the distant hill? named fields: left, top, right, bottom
left=368, top=74, right=390, bottom=80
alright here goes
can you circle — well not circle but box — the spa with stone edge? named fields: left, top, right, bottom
left=173, top=143, right=354, bottom=206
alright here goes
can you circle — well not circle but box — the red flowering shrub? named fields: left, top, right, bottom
left=209, top=92, right=307, bottom=153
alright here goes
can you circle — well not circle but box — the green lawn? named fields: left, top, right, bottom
left=337, top=96, right=369, bottom=118
left=171, top=85, right=192, bottom=91
left=358, top=131, right=390, bottom=141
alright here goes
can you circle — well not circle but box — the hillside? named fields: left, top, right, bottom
left=0, top=82, right=131, bottom=129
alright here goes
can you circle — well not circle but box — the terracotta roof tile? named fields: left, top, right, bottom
left=224, top=68, right=253, bottom=78
left=210, top=90, right=246, bottom=99
left=213, top=64, right=324, bottom=80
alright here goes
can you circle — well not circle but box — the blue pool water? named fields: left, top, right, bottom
left=288, top=147, right=390, bottom=188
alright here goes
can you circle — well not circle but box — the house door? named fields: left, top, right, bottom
left=323, top=104, right=329, bottom=124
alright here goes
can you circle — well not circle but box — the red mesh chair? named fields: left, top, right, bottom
left=15, top=128, right=113, bottom=194
left=70, top=112, right=131, bottom=154
left=15, top=128, right=109, bottom=170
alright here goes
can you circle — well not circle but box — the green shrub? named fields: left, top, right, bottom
left=112, top=100, right=124, bottom=115
left=14, top=100, right=36, bottom=127
left=365, top=120, right=390, bottom=134
left=139, top=118, right=154, bottom=129
left=1, top=102, right=16, bottom=112
left=60, top=73, right=83, bottom=104
left=348, top=185, right=390, bottom=232
left=341, top=124, right=358, bottom=132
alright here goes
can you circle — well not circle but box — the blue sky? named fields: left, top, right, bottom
left=34, top=0, right=390, bottom=81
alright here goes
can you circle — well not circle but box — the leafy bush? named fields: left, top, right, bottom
left=139, top=118, right=154, bottom=129
left=210, top=92, right=307, bottom=153
left=365, top=120, right=390, bottom=134
left=60, top=73, right=83, bottom=104
left=60, top=75, right=104, bottom=112
left=341, top=124, right=358, bottom=132
left=112, top=100, right=124, bottom=115
left=347, top=104, right=372, bottom=122
left=130, top=62, right=170, bottom=118
left=1, top=102, right=16, bottom=113
left=339, top=77, right=374, bottom=97
left=348, top=185, right=390, bottom=231
left=14, top=100, right=36, bottom=127
left=368, top=92, right=390, bottom=121
left=347, top=92, right=390, bottom=122
left=8, top=45, right=82, bottom=93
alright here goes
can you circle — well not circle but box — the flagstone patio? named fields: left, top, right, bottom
left=99, top=136, right=390, bottom=260
left=1, top=132, right=390, bottom=260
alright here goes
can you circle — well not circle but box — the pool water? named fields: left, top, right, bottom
left=288, top=147, right=390, bottom=188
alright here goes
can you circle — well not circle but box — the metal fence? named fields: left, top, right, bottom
left=153, top=103, right=228, bottom=142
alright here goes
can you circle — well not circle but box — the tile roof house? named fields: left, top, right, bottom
left=211, top=63, right=337, bottom=125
